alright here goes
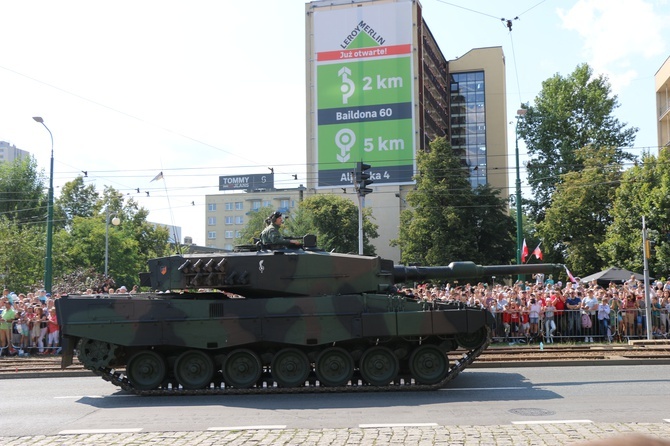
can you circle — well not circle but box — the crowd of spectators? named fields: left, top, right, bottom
left=2, top=272, right=670, bottom=357
left=0, top=288, right=62, bottom=356
left=399, top=273, right=670, bottom=344
left=0, top=283, right=137, bottom=357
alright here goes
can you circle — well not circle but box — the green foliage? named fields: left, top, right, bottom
left=599, top=149, right=670, bottom=276
left=0, top=218, right=45, bottom=293
left=518, top=63, right=637, bottom=223
left=236, top=197, right=377, bottom=254
left=54, top=176, right=99, bottom=229
left=283, top=205, right=314, bottom=240
left=0, top=156, right=46, bottom=225
left=55, top=186, right=170, bottom=290
left=537, top=145, right=623, bottom=274
left=393, top=137, right=515, bottom=265
left=299, top=194, right=378, bottom=255
left=236, top=207, right=274, bottom=245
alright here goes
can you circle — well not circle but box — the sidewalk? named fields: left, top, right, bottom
left=1, top=423, right=670, bottom=446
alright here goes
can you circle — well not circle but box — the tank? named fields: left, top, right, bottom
left=56, top=235, right=560, bottom=395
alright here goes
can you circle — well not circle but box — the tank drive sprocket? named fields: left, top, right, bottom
left=77, top=338, right=118, bottom=370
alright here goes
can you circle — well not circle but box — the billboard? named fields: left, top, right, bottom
left=311, top=0, right=416, bottom=188
left=219, top=173, right=274, bottom=191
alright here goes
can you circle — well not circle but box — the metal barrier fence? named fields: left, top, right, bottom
left=2, top=307, right=669, bottom=354
left=491, top=308, right=670, bottom=344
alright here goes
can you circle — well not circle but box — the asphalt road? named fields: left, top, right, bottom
left=1, top=364, right=669, bottom=443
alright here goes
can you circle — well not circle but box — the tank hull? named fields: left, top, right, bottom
left=57, top=292, right=494, bottom=394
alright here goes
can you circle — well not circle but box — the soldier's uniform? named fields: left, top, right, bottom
left=260, top=211, right=293, bottom=248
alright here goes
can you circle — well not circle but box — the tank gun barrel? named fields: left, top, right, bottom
left=392, top=262, right=562, bottom=283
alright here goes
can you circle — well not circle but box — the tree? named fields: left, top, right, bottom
left=299, top=194, right=378, bottom=255
left=518, top=63, right=637, bottom=222
left=54, top=176, right=99, bottom=229
left=599, top=149, right=670, bottom=277
left=393, top=137, right=515, bottom=265
left=283, top=205, right=314, bottom=241
left=0, top=156, right=46, bottom=225
left=55, top=186, right=170, bottom=289
left=537, top=145, right=623, bottom=274
left=236, top=207, right=274, bottom=245
left=0, top=218, right=44, bottom=293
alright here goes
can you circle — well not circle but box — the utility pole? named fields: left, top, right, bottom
left=354, top=162, right=373, bottom=255
left=515, top=108, right=527, bottom=282
left=642, top=216, right=652, bottom=340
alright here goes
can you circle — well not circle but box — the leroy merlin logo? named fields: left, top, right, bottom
left=340, top=20, right=386, bottom=49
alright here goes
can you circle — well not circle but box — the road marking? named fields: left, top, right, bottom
left=441, top=387, right=527, bottom=391
left=512, top=420, right=593, bottom=425
left=208, top=425, right=287, bottom=431
left=59, top=428, right=143, bottom=434
left=55, top=395, right=135, bottom=399
left=359, top=423, right=438, bottom=428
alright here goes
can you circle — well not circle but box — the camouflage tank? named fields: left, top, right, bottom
left=56, top=235, right=559, bottom=395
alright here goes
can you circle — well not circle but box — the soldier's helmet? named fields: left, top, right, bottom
left=269, top=211, right=282, bottom=223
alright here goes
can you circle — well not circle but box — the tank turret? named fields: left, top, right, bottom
left=140, top=235, right=560, bottom=297
left=56, top=237, right=560, bottom=395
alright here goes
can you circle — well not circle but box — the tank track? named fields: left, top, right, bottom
left=87, top=333, right=491, bottom=396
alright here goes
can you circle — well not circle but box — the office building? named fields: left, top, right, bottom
left=305, top=0, right=508, bottom=261
left=0, top=141, right=30, bottom=163
left=656, top=55, right=670, bottom=150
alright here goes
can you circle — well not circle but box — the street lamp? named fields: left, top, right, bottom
left=33, top=117, right=54, bottom=293
left=105, top=209, right=121, bottom=278
left=515, top=108, right=527, bottom=281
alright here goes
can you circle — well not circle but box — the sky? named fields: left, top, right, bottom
left=1, top=0, right=668, bottom=245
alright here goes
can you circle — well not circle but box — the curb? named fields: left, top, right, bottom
left=4, top=357, right=670, bottom=380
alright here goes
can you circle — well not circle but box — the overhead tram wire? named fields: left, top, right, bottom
left=0, top=64, right=268, bottom=169
left=432, top=0, right=501, bottom=20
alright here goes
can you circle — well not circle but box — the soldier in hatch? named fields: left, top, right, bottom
left=260, top=211, right=301, bottom=248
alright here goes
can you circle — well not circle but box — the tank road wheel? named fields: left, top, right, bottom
left=455, top=326, right=489, bottom=350
left=409, top=345, right=449, bottom=385
left=77, top=338, right=117, bottom=370
left=316, top=347, right=354, bottom=387
left=222, top=349, right=262, bottom=389
left=271, top=348, right=311, bottom=388
left=174, top=350, right=215, bottom=390
left=359, top=346, right=399, bottom=386
left=127, top=350, right=167, bottom=391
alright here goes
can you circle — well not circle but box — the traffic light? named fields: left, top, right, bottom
left=355, top=162, right=373, bottom=196
left=645, top=239, right=656, bottom=258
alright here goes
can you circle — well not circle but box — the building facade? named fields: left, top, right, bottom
left=0, top=141, right=30, bottom=163
left=656, top=55, right=670, bottom=150
left=305, top=0, right=508, bottom=262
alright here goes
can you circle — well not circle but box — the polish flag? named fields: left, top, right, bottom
left=532, top=243, right=543, bottom=261
left=565, top=265, right=577, bottom=283
left=521, top=239, right=529, bottom=263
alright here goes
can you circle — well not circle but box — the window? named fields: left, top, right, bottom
left=235, top=216, right=244, bottom=224
left=207, top=217, right=216, bottom=226
left=224, top=244, right=233, bottom=250
left=263, top=200, right=271, bottom=208
left=225, top=202, right=233, bottom=211
left=235, top=202, right=243, bottom=210
left=207, top=231, right=216, bottom=239
left=280, top=199, right=289, bottom=208
left=225, top=231, right=234, bottom=238
left=208, top=203, right=216, bottom=211
left=251, top=201, right=261, bottom=210
left=225, top=216, right=233, bottom=225
left=235, top=230, right=242, bottom=238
